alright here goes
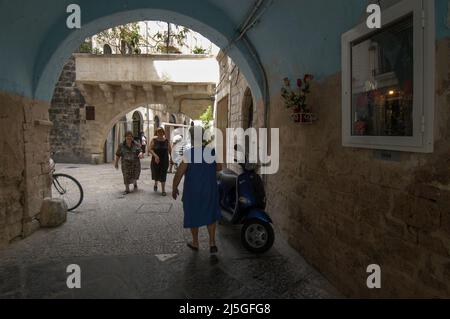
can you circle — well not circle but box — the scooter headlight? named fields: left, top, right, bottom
left=239, top=197, right=251, bottom=206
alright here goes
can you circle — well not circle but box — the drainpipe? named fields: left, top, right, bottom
left=223, top=0, right=272, bottom=129
left=221, top=0, right=272, bottom=183
left=236, top=0, right=273, bottom=43
left=238, top=0, right=266, bottom=36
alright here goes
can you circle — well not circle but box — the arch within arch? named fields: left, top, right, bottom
left=34, top=5, right=264, bottom=105
left=103, top=44, right=112, bottom=55
left=96, top=104, right=155, bottom=159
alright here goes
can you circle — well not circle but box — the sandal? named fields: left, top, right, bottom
left=187, top=243, right=199, bottom=251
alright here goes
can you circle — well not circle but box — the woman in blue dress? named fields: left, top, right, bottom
left=172, top=126, right=222, bottom=254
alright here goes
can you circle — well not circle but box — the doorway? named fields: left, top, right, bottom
left=216, top=95, right=229, bottom=163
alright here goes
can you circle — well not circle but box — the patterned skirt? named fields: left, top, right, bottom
left=121, top=159, right=141, bottom=184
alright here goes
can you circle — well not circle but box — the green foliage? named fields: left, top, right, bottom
left=155, top=44, right=181, bottom=54
left=199, top=105, right=214, bottom=130
left=78, top=40, right=101, bottom=54
left=199, top=106, right=214, bottom=146
left=192, top=46, right=207, bottom=55
left=96, top=22, right=146, bottom=54
left=78, top=41, right=92, bottom=53
left=154, top=24, right=190, bottom=54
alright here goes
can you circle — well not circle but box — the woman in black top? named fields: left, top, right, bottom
left=149, top=127, right=172, bottom=196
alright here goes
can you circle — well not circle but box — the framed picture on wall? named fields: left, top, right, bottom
left=341, top=0, right=435, bottom=153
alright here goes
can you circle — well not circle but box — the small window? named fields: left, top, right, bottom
left=85, top=106, right=95, bottom=121
left=342, top=0, right=435, bottom=153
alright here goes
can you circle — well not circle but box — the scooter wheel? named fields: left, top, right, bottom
left=241, top=219, right=274, bottom=254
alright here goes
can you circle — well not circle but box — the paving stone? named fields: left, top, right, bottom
left=0, top=265, right=22, bottom=295
left=0, top=161, right=339, bottom=299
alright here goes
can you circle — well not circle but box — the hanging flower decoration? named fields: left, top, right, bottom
left=281, top=74, right=313, bottom=113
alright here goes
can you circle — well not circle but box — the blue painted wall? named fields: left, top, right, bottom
left=436, top=0, right=450, bottom=39
left=0, top=0, right=448, bottom=101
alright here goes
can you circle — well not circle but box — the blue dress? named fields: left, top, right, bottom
left=182, top=147, right=222, bottom=228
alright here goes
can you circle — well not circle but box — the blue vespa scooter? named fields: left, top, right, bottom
left=217, top=146, right=274, bottom=253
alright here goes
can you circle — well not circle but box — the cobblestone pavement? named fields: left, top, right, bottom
left=0, top=158, right=341, bottom=299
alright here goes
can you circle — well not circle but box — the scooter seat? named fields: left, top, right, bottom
left=219, top=169, right=238, bottom=189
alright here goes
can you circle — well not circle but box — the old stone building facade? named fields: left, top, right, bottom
left=49, top=56, right=89, bottom=163
left=49, top=55, right=207, bottom=164
left=214, top=51, right=265, bottom=170
left=215, top=51, right=260, bottom=131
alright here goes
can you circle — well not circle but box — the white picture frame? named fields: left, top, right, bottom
left=341, top=0, right=435, bottom=153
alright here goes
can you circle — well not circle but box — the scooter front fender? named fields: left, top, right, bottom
left=244, top=209, right=273, bottom=224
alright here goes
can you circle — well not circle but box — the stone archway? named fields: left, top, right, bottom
left=34, top=5, right=265, bottom=107
left=84, top=102, right=164, bottom=164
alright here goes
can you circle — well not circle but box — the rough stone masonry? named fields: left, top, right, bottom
left=0, top=92, right=51, bottom=248
left=49, top=56, right=90, bottom=164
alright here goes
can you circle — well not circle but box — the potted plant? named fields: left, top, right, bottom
left=281, top=75, right=314, bottom=123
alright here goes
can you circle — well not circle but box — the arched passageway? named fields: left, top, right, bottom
left=33, top=4, right=265, bottom=108
left=2, top=0, right=450, bottom=299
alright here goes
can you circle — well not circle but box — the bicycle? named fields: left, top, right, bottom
left=49, top=158, right=84, bottom=211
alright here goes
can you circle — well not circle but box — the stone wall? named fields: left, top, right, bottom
left=215, top=52, right=264, bottom=172
left=49, top=56, right=90, bottom=163
left=216, top=52, right=260, bottom=130
left=216, top=37, right=450, bottom=298
left=0, top=92, right=51, bottom=248
left=266, top=38, right=450, bottom=298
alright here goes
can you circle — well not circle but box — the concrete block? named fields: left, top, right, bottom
left=91, top=153, right=102, bottom=165
left=38, top=198, right=67, bottom=228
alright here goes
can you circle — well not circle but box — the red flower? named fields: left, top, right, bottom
left=297, top=79, right=303, bottom=87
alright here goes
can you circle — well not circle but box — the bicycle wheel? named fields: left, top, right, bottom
left=52, top=173, right=84, bottom=211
